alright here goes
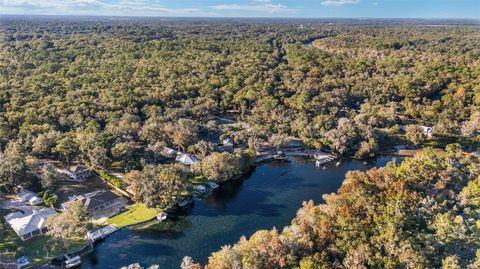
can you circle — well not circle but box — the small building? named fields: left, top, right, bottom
left=162, top=147, right=178, bottom=157
left=66, top=165, right=92, bottom=181
left=61, top=190, right=126, bottom=219
left=5, top=207, right=57, bottom=240
left=175, top=153, right=199, bottom=165
left=17, top=187, right=43, bottom=206
left=419, top=126, right=433, bottom=137
left=222, top=138, right=234, bottom=148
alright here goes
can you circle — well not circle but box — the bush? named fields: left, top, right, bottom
left=39, top=191, right=57, bottom=207
left=97, top=170, right=124, bottom=189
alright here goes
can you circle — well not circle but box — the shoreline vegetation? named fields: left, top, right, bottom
left=129, top=145, right=480, bottom=269
left=1, top=18, right=480, bottom=268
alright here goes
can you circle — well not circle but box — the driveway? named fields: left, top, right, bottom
left=0, top=199, right=33, bottom=215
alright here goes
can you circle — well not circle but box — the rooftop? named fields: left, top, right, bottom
left=5, top=207, right=57, bottom=237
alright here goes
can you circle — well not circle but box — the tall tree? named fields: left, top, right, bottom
left=46, top=200, right=89, bottom=250
left=0, top=141, right=26, bottom=192
left=137, top=164, right=190, bottom=208
left=41, top=163, right=58, bottom=192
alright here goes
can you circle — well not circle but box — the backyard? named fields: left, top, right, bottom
left=107, top=203, right=158, bottom=228
left=0, top=228, right=86, bottom=265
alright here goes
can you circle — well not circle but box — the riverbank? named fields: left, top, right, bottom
left=80, top=155, right=395, bottom=268
left=0, top=227, right=86, bottom=266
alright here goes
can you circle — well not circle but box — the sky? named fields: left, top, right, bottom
left=1, top=0, right=479, bottom=19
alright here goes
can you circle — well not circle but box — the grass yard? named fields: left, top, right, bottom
left=0, top=228, right=86, bottom=265
left=108, top=203, right=158, bottom=228
left=398, top=147, right=447, bottom=157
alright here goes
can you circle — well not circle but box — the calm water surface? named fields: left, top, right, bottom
left=82, top=156, right=394, bottom=269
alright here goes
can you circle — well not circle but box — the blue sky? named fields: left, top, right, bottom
left=1, top=0, right=479, bottom=18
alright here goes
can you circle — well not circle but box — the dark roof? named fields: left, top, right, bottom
left=69, top=165, right=89, bottom=174
left=84, top=191, right=121, bottom=210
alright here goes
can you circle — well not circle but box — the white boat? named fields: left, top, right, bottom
left=64, top=255, right=81, bottom=268
left=205, top=182, right=219, bottom=190
left=336, top=161, right=341, bottom=166
left=156, top=212, right=168, bottom=221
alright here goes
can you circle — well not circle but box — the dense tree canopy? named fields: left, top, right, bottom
left=204, top=148, right=480, bottom=268
left=1, top=18, right=479, bottom=171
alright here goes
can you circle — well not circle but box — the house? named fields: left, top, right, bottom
left=222, top=138, right=234, bottom=148
left=419, top=126, right=433, bottom=137
left=17, top=187, right=43, bottom=206
left=399, top=125, right=433, bottom=137
left=175, top=152, right=199, bottom=165
left=66, top=165, right=92, bottom=181
left=61, top=190, right=126, bottom=218
left=5, top=207, right=57, bottom=240
left=162, top=147, right=178, bottom=157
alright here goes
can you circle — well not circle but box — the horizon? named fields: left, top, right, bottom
left=1, top=14, right=480, bottom=22
left=1, top=0, right=480, bottom=19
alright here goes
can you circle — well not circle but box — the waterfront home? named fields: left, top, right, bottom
left=175, top=152, right=199, bottom=165
left=5, top=207, right=57, bottom=240
left=222, top=138, right=234, bottom=148
left=66, top=165, right=92, bottom=181
left=61, top=190, right=126, bottom=219
left=17, top=187, right=43, bottom=206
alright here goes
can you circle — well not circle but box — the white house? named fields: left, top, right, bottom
left=162, top=147, right=178, bottom=157
left=17, top=187, right=43, bottom=206
left=66, top=165, right=92, bottom=181
left=222, top=138, right=234, bottom=148
left=5, top=207, right=57, bottom=240
left=419, top=126, right=433, bottom=137
left=175, top=153, right=199, bottom=165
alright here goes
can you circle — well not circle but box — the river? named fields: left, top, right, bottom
left=81, top=155, right=395, bottom=269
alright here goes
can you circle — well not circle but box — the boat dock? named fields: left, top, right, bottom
left=86, top=225, right=118, bottom=242
left=254, top=149, right=336, bottom=164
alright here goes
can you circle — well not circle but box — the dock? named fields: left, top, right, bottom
left=254, top=149, right=336, bottom=164
left=86, top=225, right=118, bottom=242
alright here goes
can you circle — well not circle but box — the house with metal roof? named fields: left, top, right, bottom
left=61, top=190, right=126, bottom=219
left=66, top=165, right=92, bottom=181
left=17, top=187, right=43, bottom=206
left=175, top=152, right=199, bottom=165
left=5, top=207, right=57, bottom=240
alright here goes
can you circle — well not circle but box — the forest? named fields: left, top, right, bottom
left=195, top=145, right=480, bottom=269
left=0, top=17, right=479, bottom=268
left=1, top=19, right=479, bottom=184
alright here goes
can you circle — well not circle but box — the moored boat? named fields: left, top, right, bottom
left=64, top=255, right=82, bottom=268
left=157, top=212, right=168, bottom=221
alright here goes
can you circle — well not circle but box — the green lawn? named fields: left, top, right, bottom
left=108, top=203, right=158, bottom=228
left=0, top=228, right=86, bottom=265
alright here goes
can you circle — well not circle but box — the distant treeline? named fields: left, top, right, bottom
left=0, top=19, right=479, bottom=177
